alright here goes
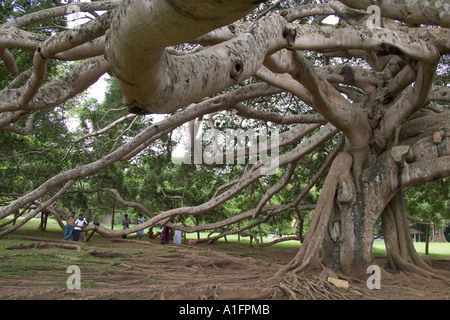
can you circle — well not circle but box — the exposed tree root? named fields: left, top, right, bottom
left=273, top=270, right=368, bottom=300
left=272, top=188, right=449, bottom=300
left=5, top=242, right=81, bottom=251
left=272, top=262, right=450, bottom=300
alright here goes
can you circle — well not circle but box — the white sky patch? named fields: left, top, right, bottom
left=87, top=74, right=109, bottom=103
left=322, top=15, right=339, bottom=25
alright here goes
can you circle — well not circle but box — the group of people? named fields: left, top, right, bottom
left=123, top=214, right=183, bottom=244
left=159, top=219, right=183, bottom=245
left=64, top=211, right=183, bottom=245
left=121, top=213, right=146, bottom=238
left=63, top=212, right=88, bottom=242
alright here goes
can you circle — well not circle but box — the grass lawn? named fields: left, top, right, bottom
left=1, top=216, right=449, bottom=258
left=372, top=240, right=450, bottom=258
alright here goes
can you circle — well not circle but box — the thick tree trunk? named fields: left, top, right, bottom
left=279, top=149, right=381, bottom=279
left=276, top=152, right=355, bottom=276
left=279, top=150, right=380, bottom=279
left=321, top=191, right=376, bottom=278
left=280, top=141, right=450, bottom=280
left=430, top=226, right=448, bottom=243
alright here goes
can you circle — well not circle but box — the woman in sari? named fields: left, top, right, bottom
left=160, top=224, right=170, bottom=244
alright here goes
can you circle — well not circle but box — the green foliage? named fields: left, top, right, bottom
left=0, top=109, right=71, bottom=194
left=0, top=1, right=73, bottom=204
left=405, top=179, right=449, bottom=228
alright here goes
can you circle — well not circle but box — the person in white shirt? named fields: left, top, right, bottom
left=136, top=214, right=145, bottom=235
left=73, top=214, right=87, bottom=242
left=173, top=219, right=183, bottom=245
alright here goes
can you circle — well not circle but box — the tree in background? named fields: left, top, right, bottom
left=0, top=0, right=449, bottom=288
left=405, top=180, right=449, bottom=256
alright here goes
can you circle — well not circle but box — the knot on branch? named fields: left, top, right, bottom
left=433, top=130, right=447, bottom=157
left=391, top=145, right=414, bottom=164
left=329, top=178, right=356, bottom=244
left=337, top=179, right=356, bottom=207
left=390, top=146, right=413, bottom=189
left=283, top=25, right=296, bottom=47
left=340, top=66, right=355, bottom=84
left=376, top=43, right=403, bottom=56
left=230, top=59, right=244, bottom=80
left=36, top=47, right=46, bottom=59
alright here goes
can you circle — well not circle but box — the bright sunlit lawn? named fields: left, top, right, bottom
left=1, top=216, right=449, bottom=258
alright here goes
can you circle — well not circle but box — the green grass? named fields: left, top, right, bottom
left=1, top=216, right=449, bottom=258
left=185, top=232, right=301, bottom=248
left=372, top=240, right=450, bottom=258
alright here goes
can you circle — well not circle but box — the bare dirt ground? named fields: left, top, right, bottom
left=0, top=233, right=449, bottom=300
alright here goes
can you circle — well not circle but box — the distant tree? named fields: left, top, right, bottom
left=405, top=180, right=449, bottom=255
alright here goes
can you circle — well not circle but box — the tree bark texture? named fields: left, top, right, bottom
left=105, top=0, right=270, bottom=113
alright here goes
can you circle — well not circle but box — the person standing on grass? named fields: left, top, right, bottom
left=122, top=214, right=131, bottom=239
left=160, top=224, right=170, bottom=244
left=73, top=214, right=87, bottom=242
left=136, top=214, right=145, bottom=235
left=173, top=219, right=182, bottom=245
left=63, top=211, right=75, bottom=240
